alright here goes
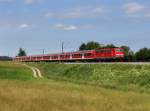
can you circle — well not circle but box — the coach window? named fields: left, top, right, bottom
left=85, top=53, right=92, bottom=56
left=96, top=50, right=101, bottom=53
left=96, top=50, right=106, bottom=53
left=52, top=56, right=58, bottom=59
left=37, top=57, right=42, bottom=59
left=101, top=50, right=105, bottom=53
left=60, top=55, right=64, bottom=58
left=44, top=56, right=50, bottom=59
left=66, top=55, right=70, bottom=58
left=106, top=50, right=112, bottom=53
left=73, top=54, right=82, bottom=56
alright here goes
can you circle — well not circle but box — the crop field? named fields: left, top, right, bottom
left=1, top=62, right=150, bottom=111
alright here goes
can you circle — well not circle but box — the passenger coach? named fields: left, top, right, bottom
left=14, top=48, right=125, bottom=62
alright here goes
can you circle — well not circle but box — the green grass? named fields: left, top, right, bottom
left=1, top=79, right=150, bottom=111
left=0, top=62, right=34, bottom=80
left=1, top=62, right=150, bottom=111
left=30, top=63, right=150, bottom=92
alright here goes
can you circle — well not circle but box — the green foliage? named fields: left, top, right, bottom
left=120, top=45, right=135, bottom=61
left=120, top=46, right=130, bottom=54
left=79, top=41, right=101, bottom=51
left=79, top=43, right=86, bottom=51
left=0, top=56, right=12, bottom=61
left=32, top=63, right=150, bottom=91
left=104, top=44, right=116, bottom=48
left=17, top=48, right=27, bottom=57
left=135, top=48, right=150, bottom=61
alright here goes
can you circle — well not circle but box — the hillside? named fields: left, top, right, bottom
left=0, top=62, right=150, bottom=111
left=30, top=63, right=150, bottom=92
left=0, top=62, right=34, bottom=80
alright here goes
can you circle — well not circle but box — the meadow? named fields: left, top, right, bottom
left=0, top=62, right=34, bottom=80
left=0, top=62, right=150, bottom=111
left=31, top=63, right=150, bottom=92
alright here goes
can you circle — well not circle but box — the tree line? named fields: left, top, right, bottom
left=79, top=41, right=150, bottom=62
left=0, top=56, right=12, bottom=61
left=17, top=41, right=150, bottom=62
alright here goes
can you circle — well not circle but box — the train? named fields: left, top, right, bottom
left=14, top=48, right=125, bottom=62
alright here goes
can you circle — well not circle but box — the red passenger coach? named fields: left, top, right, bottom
left=14, top=48, right=125, bottom=62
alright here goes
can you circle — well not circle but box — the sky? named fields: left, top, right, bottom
left=0, top=0, right=150, bottom=56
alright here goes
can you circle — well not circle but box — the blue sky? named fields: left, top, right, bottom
left=0, top=0, right=150, bottom=56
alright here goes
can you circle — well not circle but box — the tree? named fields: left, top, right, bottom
left=135, top=48, right=150, bottom=61
left=17, top=48, right=27, bottom=57
left=86, top=41, right=101, bottom=50
left=0, top=56, right=12, bottom=61
left=79, top=43, right=86, bottom=51
left=104, top=44, right=116, bottom=48
left=120, top=46, right=134, bottom=61
left=79, top=41, right=101, bottom=51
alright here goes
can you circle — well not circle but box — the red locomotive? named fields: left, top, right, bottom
left=14, top=48, right=125, bottom=62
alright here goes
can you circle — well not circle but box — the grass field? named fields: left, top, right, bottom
left=0, top=62, right=34, bottom=80
left=1, top=79, right=150, bottom=111
left=30, top=63, right=150, bottom=92
left=1, top=62, right=150, bottom=111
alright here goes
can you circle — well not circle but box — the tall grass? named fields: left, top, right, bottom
left=0, top=79, right=150, bottom=111
left=0, top=62, right=150, bottom=111
left=31, top=63, right=150, bottom=92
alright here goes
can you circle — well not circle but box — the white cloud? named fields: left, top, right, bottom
left=64, top=26, right=77, bottom=31
left=45, top=6, right=106, bottom=19
left=123, top=2, right=145, bottom=14
left=54, top=24, right=78, bottom=31
left=53, top=23, right=95, bottom=31
left=123, top=2, right=150, bottom=19
left=19, top=24, right=30, bottom=28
